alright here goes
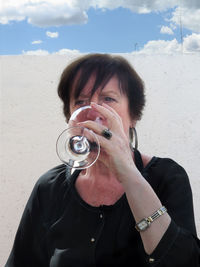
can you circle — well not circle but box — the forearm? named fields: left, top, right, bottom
left=122, top=167, right=171, bottom=255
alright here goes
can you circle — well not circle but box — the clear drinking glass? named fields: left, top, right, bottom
left=56, top=105, right=107, bottom=169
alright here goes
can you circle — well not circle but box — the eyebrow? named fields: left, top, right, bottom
left=78, top=93, right=90, bottom=98
left=101, top=90, right=120, bottom=96
left=78, top=90, right=120, bottom=98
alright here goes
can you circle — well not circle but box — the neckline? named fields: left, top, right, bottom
left=71, top=179, right=127, bottom=212
left=67, top=156, right=158, bottom=211
left=142, top=156, right=157, bottom=172
left=143, top=156, right=157, bottom=170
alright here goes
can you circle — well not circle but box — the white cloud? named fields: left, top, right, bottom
left=31, top=40, right=43, bottom=44
left=169, top=23, right=177, bottom=30
left=46, top=31, right=59, bottom=38
left=170, top=7, right=200, bottom=33
left=21, top=48, right=81, bottom=55
left=54, top=48, right=80, bottom=55
left=22, top=49, right=49, bottom=55
left=0, top=0, right=200, bottom=31
left=160, top=26, right=174, bottom=35
left=92, top=0, right=177, bottom=13
left=133, top=39, right=181, bottom=54
left=0, top=0, right=89, bottom=27
left=180, top=0, right=200, bottom=9
left=183, top=33, right=200, bottom=52
left=132, top=33, right=200, bottom=54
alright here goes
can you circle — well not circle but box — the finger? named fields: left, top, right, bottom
left=91, top=103, right=123, bottom=131
left=102, top=103, right=121, bottom=118
left=77, top=120, right=106, bottom=136
left=91, top=102, right=121, bottom=122
left=68, top=119, right=77, bottom=127
left=78, top=121, right=116, bottom=149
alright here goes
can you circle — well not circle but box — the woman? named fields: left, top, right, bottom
left=5, top=54, right=200, bottom=266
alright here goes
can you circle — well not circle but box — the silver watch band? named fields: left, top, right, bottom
left=147, top=206, right=167, bottom=222
left=135, top=206, right=167, bottom=232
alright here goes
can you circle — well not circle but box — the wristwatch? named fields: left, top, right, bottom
left=135, top=206, right=167, bottom=232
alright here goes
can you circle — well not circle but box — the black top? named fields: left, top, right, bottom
left=5, top=151, right=200, bottom=267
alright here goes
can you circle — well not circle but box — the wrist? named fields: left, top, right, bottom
left=120, top=165, right=142, bottom=185
left=135, top=206, right=168, bottom=232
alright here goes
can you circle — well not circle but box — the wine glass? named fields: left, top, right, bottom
left=56, top=105, right=106, bottom=169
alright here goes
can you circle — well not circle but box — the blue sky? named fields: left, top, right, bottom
left=0, top=1, right=200, bottom=55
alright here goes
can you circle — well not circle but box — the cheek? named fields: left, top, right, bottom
left=123, top=121, right=131, bottom=138
left=69, top=103, right=75, bottom=117
left=115, top=110, right=132, bottom=136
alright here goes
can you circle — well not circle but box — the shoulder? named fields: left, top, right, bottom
left=142, top=153, right=188, bottom=175
left=30, top=164, right=72, bottom=223
left=143, top=155, right=191, bottom=191
left=35, top=164, right=70, bottom=188
left=142, top=153, right=185, bottom=172
left=31, top=164, right=72, bottom=205
left=152, top=156, right=188, bottom=176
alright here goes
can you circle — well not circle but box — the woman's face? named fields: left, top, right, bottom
left=70, top=75, right=135, bottom=137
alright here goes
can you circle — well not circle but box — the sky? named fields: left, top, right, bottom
left=0, top=0, right=200, bottom=55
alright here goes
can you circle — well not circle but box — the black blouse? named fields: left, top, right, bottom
left=5, top=152, right=200, bottom=267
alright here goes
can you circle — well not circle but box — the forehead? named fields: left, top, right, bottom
left=79, top=75, right=97, bottom=96
left=71, top=73, right=121, bottom=99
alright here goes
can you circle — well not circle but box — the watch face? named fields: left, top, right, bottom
left=138, top=219, right=149, bottom=231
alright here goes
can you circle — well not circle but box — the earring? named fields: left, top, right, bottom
left=129, top=127, right=138, bottom=151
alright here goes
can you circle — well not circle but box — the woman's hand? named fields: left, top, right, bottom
left=77, top=102, right=139, bottom=182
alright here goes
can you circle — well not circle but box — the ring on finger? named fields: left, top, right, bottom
left=101, top=128, right=112, bottom=140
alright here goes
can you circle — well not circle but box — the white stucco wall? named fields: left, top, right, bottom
left=0, top=54, right=200, bottom=266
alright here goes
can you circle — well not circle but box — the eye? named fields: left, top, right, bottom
left=104, top=96, right=116, bottom=103
left=74, top=99, right=87, bottom=106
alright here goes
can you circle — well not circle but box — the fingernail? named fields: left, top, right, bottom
left=91, top=103, right=98, bottom=109
left=91, top=102, right=98, bottom=106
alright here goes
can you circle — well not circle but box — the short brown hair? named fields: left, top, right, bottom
left=57, top=53, right=145, bottom=121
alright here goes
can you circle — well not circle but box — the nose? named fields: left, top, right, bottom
left=86, top=109, right=102, bottom=122
left=86, top=95, right=104, bottom=124
left=89, top=94, right=105, bottom=107
left=89, top=94, right=99, bottom=105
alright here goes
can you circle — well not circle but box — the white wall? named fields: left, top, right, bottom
left=0, top=54, right=200, bottom=266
